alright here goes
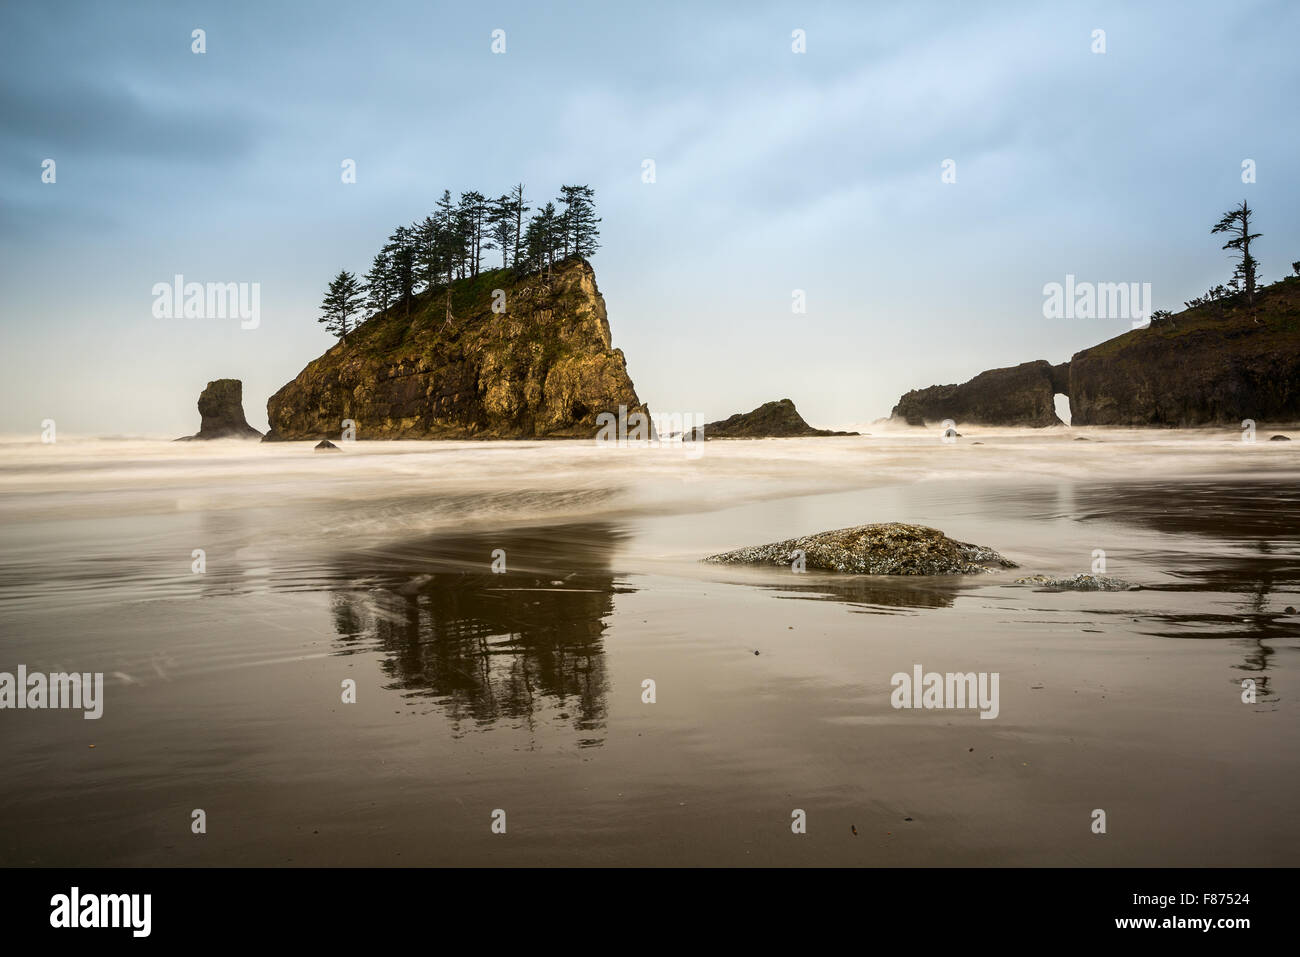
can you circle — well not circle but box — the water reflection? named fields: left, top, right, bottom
left=734, top=571, right=965, bottom=613
left=327, top=523, right=628, bottom=745
left=1064, top=481, right=1295, bottom=703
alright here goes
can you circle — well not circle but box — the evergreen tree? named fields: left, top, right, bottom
left=433, top=191, right=457, bottom=284
left=527, top=202, right=562, bottom=279
left=456, top=191, right=491, bottom=277
left=319, top=270, right=365, bottom=340
left=337, top=182, right=600, bottom=335
left=363, top=251, right=394, bottom=316
left=383, top=225, right=417, bottom=313
left=433, top=190, right=461, bottom=323
left=509, top=183, right=529, bottom=267
left=414, top=215, right=441, bottom=293
left=558, top=184, right=601, bottom=260
left=519, top=215, right=544, bottom=276
left=488, top=195, right=516, bottom=269
left=1211, top=201, right=1261, bottom=307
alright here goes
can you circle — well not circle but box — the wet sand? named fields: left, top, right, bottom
left=0, top=431, right=1297, bottom=865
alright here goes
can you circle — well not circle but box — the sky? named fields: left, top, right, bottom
left=2, top=0, right=1297, bottom=436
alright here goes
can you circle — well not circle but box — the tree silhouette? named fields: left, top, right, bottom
left=509, top=183, right=529, bottom=268
left=319, top=270, right=365, bottom=340
left=383, top=226, right=417, bottom=315
left=488, top=194, right=516, bottom=269
left=459, top=191, right=490, bottom=277
left=363, top=252, right=393, bottom=317
left=321, top=182, right=600, bottom=333
left=1211, top=200, right=1261, bottom=309
left=559, top=184, right=601, bottom=260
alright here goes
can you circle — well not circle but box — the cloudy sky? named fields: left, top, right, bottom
left=2, top=0, right=1297, bottom=435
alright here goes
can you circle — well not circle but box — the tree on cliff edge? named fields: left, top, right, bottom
left=364, top=251, right=394, bottom=316
left=488, top=194, right=516, bottom=269
left=384, top=226, right=417, bottom=315
left=319, top=270, right=365, bottom=341
left=558, top=185, right=601, bottom=260
left=1211, top=200, right=1261, bottom=309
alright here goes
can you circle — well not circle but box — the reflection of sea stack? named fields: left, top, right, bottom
left=176, top=379, right=263, bottom=440
left=327, top=522, right=620, bottom=741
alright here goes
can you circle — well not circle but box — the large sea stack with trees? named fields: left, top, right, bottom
left=266, top=184, right=648, bottom=440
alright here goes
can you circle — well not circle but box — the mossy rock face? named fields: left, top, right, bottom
left=703, top=523, right=1017, bottom=575
left=264, top=259, right=647, bottom=440
left=1068, top=278, right=1300, bottom=426
left=888, top=277, right=1300, bottom=428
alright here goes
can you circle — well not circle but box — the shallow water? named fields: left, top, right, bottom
left=0, top=430, right=1297, bottom=865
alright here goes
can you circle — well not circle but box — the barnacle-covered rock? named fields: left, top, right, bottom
left=703, top=523, right=1017, bottom=575
left=1014, top=574, right=1139, bottom=591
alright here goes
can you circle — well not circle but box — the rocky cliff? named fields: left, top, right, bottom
left=265, top=259, right=646, bottom=440
left=890, top=360, right=1063, bottom=427
left=1069, top=278, right=1300, bottom=425
left=890, top=278, right=1300, bottom=428
left=692, top=398, right=857, bottom=438
left=176, top=379, right=262, bottom=440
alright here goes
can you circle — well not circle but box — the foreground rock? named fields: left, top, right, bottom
left=687, top=398, right=857, bottom=439
left=264, top=258, right=646, bottom=440
left=704, top=523, right=1017, bottom=575
left=1015, top=574, right=1140, bottom=591
left=176, top=379, right=262, bottom=440
left=314, top=439, right=340, bottom=452
left=890, top=360, right=1063, bottom=428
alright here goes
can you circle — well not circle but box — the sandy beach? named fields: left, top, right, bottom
left=1, top=429, right=1296, bottom=866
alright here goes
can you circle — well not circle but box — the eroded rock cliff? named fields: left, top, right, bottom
left=265, top=259, right=646, bottom=440
left=890, top=360, right=1063, bottom=427
left=1069, top=278, right=1300, bottom=425
left=889, top=278, right=1300, bottom=428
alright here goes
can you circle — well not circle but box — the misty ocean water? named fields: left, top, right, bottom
left=1, top=430, right=1297, bottom=865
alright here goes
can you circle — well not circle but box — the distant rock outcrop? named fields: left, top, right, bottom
left=893, top=279, right=1300, bottom=428
left=176, top=379, right=262, bottom=440
left=264, top=259, right=646, bottom=440
left=704, top=523, right=1017, bottom=575
left=689, top=398, right=857, bottom=439
left=890, top=360, right=1063, bottom=427
left=1068, top=279, right=1300, bottom=425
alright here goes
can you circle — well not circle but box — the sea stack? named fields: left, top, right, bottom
left=263, top=258, right=646, bottom=441
left=176, top=379, right=263, bottom=440
left=688, top=398, right=857, bottom=439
